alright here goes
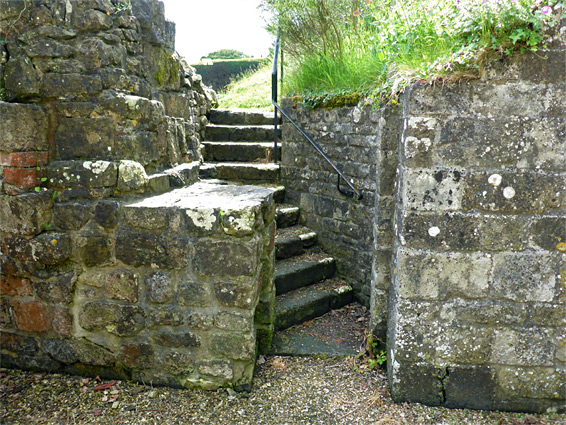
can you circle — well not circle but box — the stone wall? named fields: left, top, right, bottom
left=388, top=32, right=566, bottom=412
left=280, top=101, right=399, bottom=337
left=281, top=18, right=565, bottom=412
left=193, top=58, right=267, bottom=91
left=0, top=0, right=275, bottom=390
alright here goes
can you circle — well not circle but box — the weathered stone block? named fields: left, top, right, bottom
left=94, top=200, right=119, bottom=229
left=0, top=192, right=53, bottom=236
left=36, top=271, right=75, bottom=304
left=79, top=301, right=146, bottom=336
left=0, top=103, right=48, bottom=152
left=389, top=362, right=445, bottom=406
left=215, top=311, right=252, bottom=331
left=77, top=232, right=114, bottom=267
left=194, top=241, right=256, bottom=276
left=4, top=232, right=71, bottom=265
left=4, top=56, right=40, bottom=99
left=117, top=160, right=148, bottom=192
left=116, top=227, right=190, bottom=269
left=403, top=169, right=464, bottom=211
left=105, top=270, right=139, bottom=303
left=495, top=366, right=565, bottom=400
left=0, top=275, right=33, bottom=297
left=177, top=279, right=210, bottom=307
left=436, top=325, right=493, bottom=364
left=198, top=360, right=233, bottom=380
left=444, top=366, right=496, bottom=410
left=153, top=330, right=200, bottom=347
left=48, top=160, right=118, bottom=188
left=210, top=332, right=255, bottom=360
left=55, top=118, right=115, bottom=159
left=52, top=201, right=92, bottom=230
left=122, top=343, right=155, bottom=368
left=492, top=253, right=559, bottom=302
left=530, top=217, right=566, bottom=251
left=491, top=329, right=555, bottom=366
left=43, top=74, right=103, bottom=99
left=397, top=250, right=490, bottom=301
left=145, top=271, right=174, bottom=304
left=214, top=281, right=256, bottom=309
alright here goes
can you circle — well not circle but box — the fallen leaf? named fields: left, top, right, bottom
left=91, top=409, right=103, bottom=417
left=93, top=381, right=117, bottom=392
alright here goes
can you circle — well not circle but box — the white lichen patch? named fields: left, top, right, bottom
left=405, top=137, right=432, bottom=158
left=503, top=186, right=516, bottom=199
left=83, top=160, right=111, bottom=175
left=428, top=226, right=441, bottom=237
left=223, top=207, right=255, bottom=235
left=185, top=208, right=216, bottom=231
left=488, top=174, right=503, bottom=187
left=408, top=117, right=437, bottom=130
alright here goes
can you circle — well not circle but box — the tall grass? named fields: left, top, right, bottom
left=263, top=0, right=564, bottom=105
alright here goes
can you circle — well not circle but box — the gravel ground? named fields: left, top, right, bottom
left=1, top=359, right=565, bottom=425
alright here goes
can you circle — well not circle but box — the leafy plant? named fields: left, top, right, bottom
left=203, top=49, right=249, bottom=60
left=261, top=0, right=565, bottom=107
left=353, top=332, right=387, bottom=373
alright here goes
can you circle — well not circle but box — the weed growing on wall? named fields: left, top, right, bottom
left=261, top=0, right=565, bottom=106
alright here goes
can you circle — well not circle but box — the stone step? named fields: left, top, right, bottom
left=275, top=204, right=300, bottom=228
left=205, top=124, right=280, bottom=142
left=199, top=162, right=280, bottom=183
left=274, top=279, right=353, bottom=331
left=270, top=303, right=368, bottom=357
left=275, top=225, right=317, bottom=260
left=201, top=141, right=280, bottom=163
left=209, top=109, right=278, bottom=126
left=275, top=252, right=336, bottom=295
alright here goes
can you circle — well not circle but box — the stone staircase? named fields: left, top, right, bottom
left=201, top=109, right=354, bottom=352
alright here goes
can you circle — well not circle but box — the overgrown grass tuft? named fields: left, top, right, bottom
left=263, top=0, right=565, bottom=107
left=217, top=63, right=274, bottom=110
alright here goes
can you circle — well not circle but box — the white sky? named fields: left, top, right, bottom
left=161, top=0, right=274, bottom=64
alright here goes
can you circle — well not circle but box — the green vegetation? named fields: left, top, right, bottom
left=202, top=49, right=249, bottom=60
left=217, top=62, right=274, bottom=110
left=261, top=0, right=565, bottom=106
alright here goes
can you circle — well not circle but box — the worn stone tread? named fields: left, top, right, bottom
left=275, top=204, right=300, bottom=228
left=275, top=225, right=317, bottom=259
left=275, top=251, right=336, bottom=295
left=209, top=109, right=278, bottom=126
left=274, top=279, right=353, bottom=331
left=205, top=124, right=281, bottom=142
left=201, top=141, right=280, bottom=163
left=204, top=162, right=280, bottom=183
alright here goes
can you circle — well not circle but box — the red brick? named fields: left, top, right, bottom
left=0, top=275, right=33, bottom=296
left=4, top=167, right=41, bottom=189
left=0, top=152, right=49, bottom=167
left=12, top=299, right=51, bottom=332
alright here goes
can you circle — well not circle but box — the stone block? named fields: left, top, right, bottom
left=0, top=103, right=48, bottom=152
left=403, top=168, right=464, bottom=211
left=401, top=212, right=481, bottom=251
left=210, top=332, right=256, bottom=361
left=530, top=217, right=566, bottom=251
left=194, top=241, right=256, bottom=276
left=477, top=215, right=529, bottom=251
left=198, top=360, right=233, bottom=380
left=177, top=279, right=210, bottom=307
left=116, top=227, right=190, bottom=269
left=389, top=362, right=445, bottom=406
left=94, top=200, right=119, bottom=229
left=463, top=171, right=564, bottom=214
left=214, top=311, right=252, bottom=331
left=4, top=56, right=41, bottom=99
left=3, top=167, right=42, bottom=189
left=122, top=343, right=155, bottom=368
left=51, top=306, right=72, bottom=337
left=491, top=329, right=555, bottom=366
left=444, top=366, right=496, bottom=410
left=105, top=270, right=139, bottom=303
left=153, top=330, right=200, bottom=348
left=441, top=299, right=528, bottom=326
left=4, top=232, right=72, bottom=265
left=117, top=160, right=148, bottom=192
left=0, top=275, right=33, bottom=296
left=214, top=281, right=256, bottom=309
left=123, top=204, right=182, bottom=231
left=55, top=118, right=115, bottom=159
left=77, top=231, right=114, bottom=267
left=531, top=305, right=566, bottom=328
left=435, top=325, right=493, bottom=364
left=42, top=74, right=103, bottom=99
left=145, top=271, right=175, bottom=304
left=35, top=271, right=76, bottom=304
left=79, top=301, right=146, bottom=336
left=11, top=299, right=51, bottom=333
left=76, top=9, right=113, bottom=31
left=148, top=307, right=185, bottom=327
left=492, top=253, right=559, bottom=302
left=495, top=366, right=565, bottom=400
left=48, top=160, right=118, bottom=188
left=0, top=298, right=13, bottom=328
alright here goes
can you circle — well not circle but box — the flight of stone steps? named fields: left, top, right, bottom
left=200, top=109, right=354, bottom=343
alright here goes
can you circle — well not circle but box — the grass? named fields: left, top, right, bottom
left=217, top=62, right=274, bottom=111
left=262, top=0, right=565, bottom=107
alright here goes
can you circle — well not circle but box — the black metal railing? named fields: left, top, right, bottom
left=271, top=37, right=363, bottom=201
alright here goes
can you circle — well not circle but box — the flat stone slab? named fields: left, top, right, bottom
left=270, top=303, right=369, bottom=357
left=126, top=181, right=275, bottom=211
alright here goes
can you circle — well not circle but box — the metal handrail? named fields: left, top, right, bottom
left=271, top=37, right=363, bottom=201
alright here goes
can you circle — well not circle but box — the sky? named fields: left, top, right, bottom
left=161, top=0, right=274, bottom=64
